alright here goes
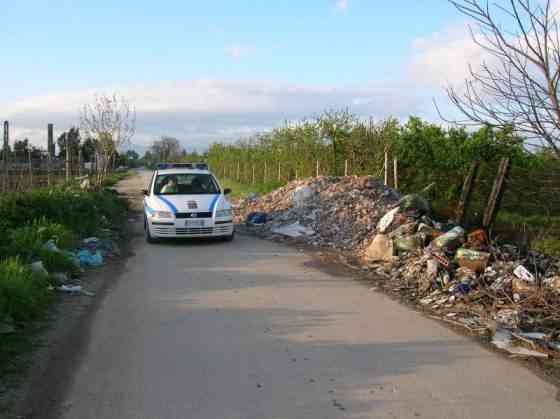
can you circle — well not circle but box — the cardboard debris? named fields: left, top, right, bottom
left=364, top=234, right=395, bottom=262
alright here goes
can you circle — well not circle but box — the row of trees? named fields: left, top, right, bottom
left=205, top=111, right=557, bottom=202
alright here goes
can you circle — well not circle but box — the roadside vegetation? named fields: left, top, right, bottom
left=170, top=112, right=558, bottom=251
left=0, top=183, right=128, bottom=369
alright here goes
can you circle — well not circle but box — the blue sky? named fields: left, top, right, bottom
left=0, top=1, right=477, bottom=151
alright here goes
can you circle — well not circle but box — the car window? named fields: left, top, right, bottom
left=155, top=174, right=220, bottom=195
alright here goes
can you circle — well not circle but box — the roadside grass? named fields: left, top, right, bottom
left=102, top=170, right=134, bottom=187
left=219, top=178, right=284, bottom=199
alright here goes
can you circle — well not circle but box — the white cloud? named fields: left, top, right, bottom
left=225, top=44, right=254, bottom=58
left=0, top=80, right=424, bottom=152
left=336, top=0, right=348, bottom=12
left=409, top=23, right=489, bottom=88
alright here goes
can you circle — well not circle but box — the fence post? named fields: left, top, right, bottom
left=264, top=161, right=267, bottom=183
left=252, top=164, right=255, bottom=185
left=2, top=121, right=9, bottom=192
left=277, top=161, right=281, bottom=181
left=47, top=124, right=53, bottom=186
left=28, top=149, right=33, bottom=188
left=65, top=133, right=70, bottom=182
left=316, top=160, right=319, bottom=177
left=236, top=161, right=240, bottom=181
left=393, top=158, right=398, bottom=190
left=483, top=158, right=510, bottom=229
left=78, top=146, right=82, bottom=177
left=454, top=161, right=479, bottom=225
left=344, top=160, right=348, bottom=176
left=384, top=151, right=388, bottom=186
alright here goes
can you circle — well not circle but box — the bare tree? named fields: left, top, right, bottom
left=443, top=0, right=560, bottom=156
left=149, top=136, right=182, bottom=162
left=80, top=94, right=136, bottom=184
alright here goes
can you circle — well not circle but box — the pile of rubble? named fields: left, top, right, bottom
left=236, top=176, right=400, bottom=250
left=236, top=176, right=560, bottom=358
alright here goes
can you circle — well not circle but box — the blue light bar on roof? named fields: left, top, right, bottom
left=156, top=162, right=209, bottom=170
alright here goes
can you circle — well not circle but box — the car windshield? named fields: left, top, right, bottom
left=154, top=173, right=220, bottom=195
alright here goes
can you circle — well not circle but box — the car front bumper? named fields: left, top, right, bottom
left=148, top=219, right=234, bottom=238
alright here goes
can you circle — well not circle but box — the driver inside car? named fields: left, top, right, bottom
left=160, top=176, right=178, bottom=194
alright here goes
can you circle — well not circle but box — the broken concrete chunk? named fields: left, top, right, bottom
left=364, top=234, right=395, bottom=262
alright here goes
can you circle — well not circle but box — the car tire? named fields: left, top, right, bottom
left=145, top=219, right=157, bottom=244
left=223, top=231, right=235, bottom=242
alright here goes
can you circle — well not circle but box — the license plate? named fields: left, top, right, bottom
left=186, top=219, right=205, bottom=228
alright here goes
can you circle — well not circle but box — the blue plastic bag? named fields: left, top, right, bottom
left=78, top=250, right=104, bottom=267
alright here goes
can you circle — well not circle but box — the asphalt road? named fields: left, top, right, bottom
left=56, top=172, right=559, bottom=419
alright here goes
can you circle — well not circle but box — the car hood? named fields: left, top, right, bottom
left=147, top=194, right=230, bottom=213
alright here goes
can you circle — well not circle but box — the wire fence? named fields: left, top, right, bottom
left=213, top=154, right=560, bottom=242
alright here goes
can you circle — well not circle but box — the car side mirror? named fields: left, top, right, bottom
left=223, top=188, right=232, bottom=195
left=142, top=189, right=149, bottom=196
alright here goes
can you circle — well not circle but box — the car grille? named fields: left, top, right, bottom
left=175, top=212, right=212, bottom=219
left=152, top=225, right=233, bottom=236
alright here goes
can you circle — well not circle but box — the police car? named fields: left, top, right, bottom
left=143, top=163, right=234, bottom=243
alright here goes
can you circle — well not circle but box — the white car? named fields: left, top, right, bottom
left=143, top=163, right=234, bottom=243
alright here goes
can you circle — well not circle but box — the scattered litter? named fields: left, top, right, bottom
left=51, top=272, right=69, bottom=284
left=513, top=265, right=535, bottom=283
left=57, top=285, right=82, bottom=295
left=78, top=250, right=103, bottom=267
left=246, top=212, right=268, bottom=225
left=272, top=222, right=314, bottom=238
left=233, top=175, right=560, bottom=357
left=492, top=329, right=548, bottom=358
left=31, top=261, right=49, bottom=277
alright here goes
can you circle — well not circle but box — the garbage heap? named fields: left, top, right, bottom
left=236, top=176, right=401, bottom=250
left=366, top=196, right=560, bottom=357
left=238, top=176, right=560, bottom=358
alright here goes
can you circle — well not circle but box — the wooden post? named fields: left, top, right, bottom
left=264, top=161, right=267, bottom=183
left=252, top=164, right=255, bottom=185
left=47, top=124, right=53, bottom=186
left=455, top=161, right=479, bottom=225
left=316, top=160, right=319, bottom=177
left=236, top=160, right=240, bottom=181
left=384, top=151, right=388, bottom=186
left=344, top=159, right=348, bottom=177
left=2, top=121, right=8, bottom=192
left=277, top=161, right=281, bottom=181
left=28, top=149, right=33, bottom=188
left=483, top=158, right=510, bottom=229
left=65, top=133, right=70, bottom=182
left=78, top=146, right=83, bottom=177
left=295, top=168, right=299, bottom=180
left=393, top=158, right=398, bottom=190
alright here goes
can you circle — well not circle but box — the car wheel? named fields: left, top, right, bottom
left=145, top=220, right=157, bottom=244
left=223, top=231, right=235, bottom=242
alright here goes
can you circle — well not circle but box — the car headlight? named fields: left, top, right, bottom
left=154, top=211, right=174, bottom=219
left=215, top=209, right=232, bottom=218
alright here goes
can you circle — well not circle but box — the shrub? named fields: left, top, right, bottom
left=532, top=239, right=560, bottom=258
left=0, top=258, right=51, bottom=323
left=5, top=219, right=77, bottom=262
